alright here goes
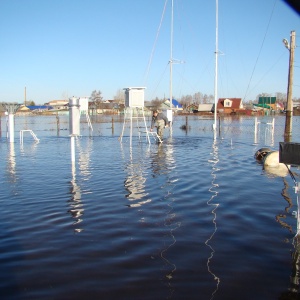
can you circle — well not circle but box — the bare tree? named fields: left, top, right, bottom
left=90, top=90, right=103, bottom=108
left=203, top=94, right=209, bottom=104
left=114, top=89, right=125, bottom=104
left=151, top=97, right=164, bottom=109
left=61, top=91, right=69, bottom=100
left=25, top=100, right=35, bottom=106
left=208, top=94, right=214, bottom=103
left=275, top=92, right=287, bottom=103
left=180, top=95, right=192, bottom=108
left=193, top=92, right=202, bottom=104
left=256, top=93, right=272, bottom=101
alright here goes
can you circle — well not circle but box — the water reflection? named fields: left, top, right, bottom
left=151, top=143, right=168, bottom=175
left=20, top=138, right=39, bottom=155
left=67, top=137, right=93, bottom=233
left=275, top=178, right=294, bottom=233
left=123, top=145, right=151, bottom=207
left=279, top=236, right=300, bottom=299
left=253, top=117, right=275, bottom=146
left=206, top=138, right=220, bottom=299
left=271, top=169, right=300, bottom=298
left=289, top=236, right=300, bottom=296
left=77, top=137, right=93, bottom=179
left=68, top=162, right=83, bottom=233
left=7, top=143, right=16, bottom=183
left=151, top=140, right=179, bottom=294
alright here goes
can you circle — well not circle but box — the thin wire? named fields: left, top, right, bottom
left=243, top=0, right=278, bottom=101
left=285, top=163, right=297, bottom=186
left=148, top=63, right=169, bottom=100
left=247, top=51, right=286, bottom=97
left=143, top=0, right=168, bottom=86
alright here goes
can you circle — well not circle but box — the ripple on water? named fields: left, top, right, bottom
left=0, top=117, right=299, bottom=299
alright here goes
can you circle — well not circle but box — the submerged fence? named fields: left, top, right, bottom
left=0, top=113, right=300, bottom=145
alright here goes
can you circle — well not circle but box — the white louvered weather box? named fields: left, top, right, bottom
left=79, top=97, right=89, bottom=113
left=124, top=87, right=146, bottom=108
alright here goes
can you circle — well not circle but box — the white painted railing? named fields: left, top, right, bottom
left=20, top=130, right=39, bottom=144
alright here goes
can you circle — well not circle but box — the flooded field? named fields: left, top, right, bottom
left=1, top=114, right=300, bottom=299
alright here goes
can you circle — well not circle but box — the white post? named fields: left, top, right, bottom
left=69, top=97, right=80, bottom=136
left=272, top=118, right=275, bottom=136
left=169, top=0, right=173, bottom=120
left=254, top=117, right=258, bottom=136
left=213, top=0, right=219, bottom=135
left=254, top=117, right=260, bottom=144
left=8, top=114, right=14, bottom=143
left=166, top=109, right=173, bottom=136
left=69, top=97, right=80, bottom=166
left=120, top=108, right=126, bottom=143
left=271, top=118, right=275, bottom=146
left=142, top=108, right=150, bottom=144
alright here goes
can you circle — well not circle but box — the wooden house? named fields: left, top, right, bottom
left=217, top=98, right=244, bottom=114
left=185, top=103, right=198, bottom=113
left=198, top=104, right=214, bottom=113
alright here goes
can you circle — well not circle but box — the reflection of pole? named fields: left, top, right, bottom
left=9, top=142, right=16, bottom=177
left=56, top=112, right=60, bottom=136
left=130, top=108, right=133, bottom=147
left=284, top=30, right=295, bottom=141
left=206, top=138, right=220, bottom=295
left=254, top=117, right=258, bottom=144
left=8, top=114, right=14, bottom=143
left=71, top=136, right=75, bottom=162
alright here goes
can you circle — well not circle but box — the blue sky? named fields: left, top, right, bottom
left=0, top=0, right=299, bottom=104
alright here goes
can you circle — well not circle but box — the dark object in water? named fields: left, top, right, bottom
left=180, top=125, right=190, bottom=130
left=254, top=148, right=272, bottom=163
left=279, top=142, right=300, bottom=166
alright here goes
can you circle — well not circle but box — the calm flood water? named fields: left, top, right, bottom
left=0, top=114, right=300, bottom=299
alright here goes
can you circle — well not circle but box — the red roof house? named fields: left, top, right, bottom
left=217, top=98, right=244, bottom=114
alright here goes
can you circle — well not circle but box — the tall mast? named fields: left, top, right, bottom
left=169, top=0, right=174, bottom=108
left=213, top=0, right=218, bottom=135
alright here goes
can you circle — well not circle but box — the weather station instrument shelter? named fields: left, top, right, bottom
left=124, top=87, right=146, bottom=108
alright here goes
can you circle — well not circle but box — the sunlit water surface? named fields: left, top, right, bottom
left=0, top=115, right=300, bottom=299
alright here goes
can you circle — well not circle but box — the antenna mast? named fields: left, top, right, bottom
left=169, top=0, right=174, bottom=108
left=213, top=0, right=218, bottom=136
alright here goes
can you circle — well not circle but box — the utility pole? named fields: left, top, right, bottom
left=284, top=30, right=296, bottom=141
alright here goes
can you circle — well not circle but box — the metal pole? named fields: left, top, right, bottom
left=213, top=0, right=218, bottom=135
left=169, top=0, right=173, bottom=111
left=284, top=30, right=295, bottom=141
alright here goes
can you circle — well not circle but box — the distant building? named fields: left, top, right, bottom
left=27, top=105, right=53, bottom=111
left=217, top=98, right=244, bottom=114
left=185, top=103, right=199, bottom=113
left=198, top=103, right=214, bottom=113
left=255, top=97, right=277, bottom=110
left=45, top=100, right=69, bottom=110
left=160, top=99, right=183, bottom=111
left=18, top=105, right=53, bottom=113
